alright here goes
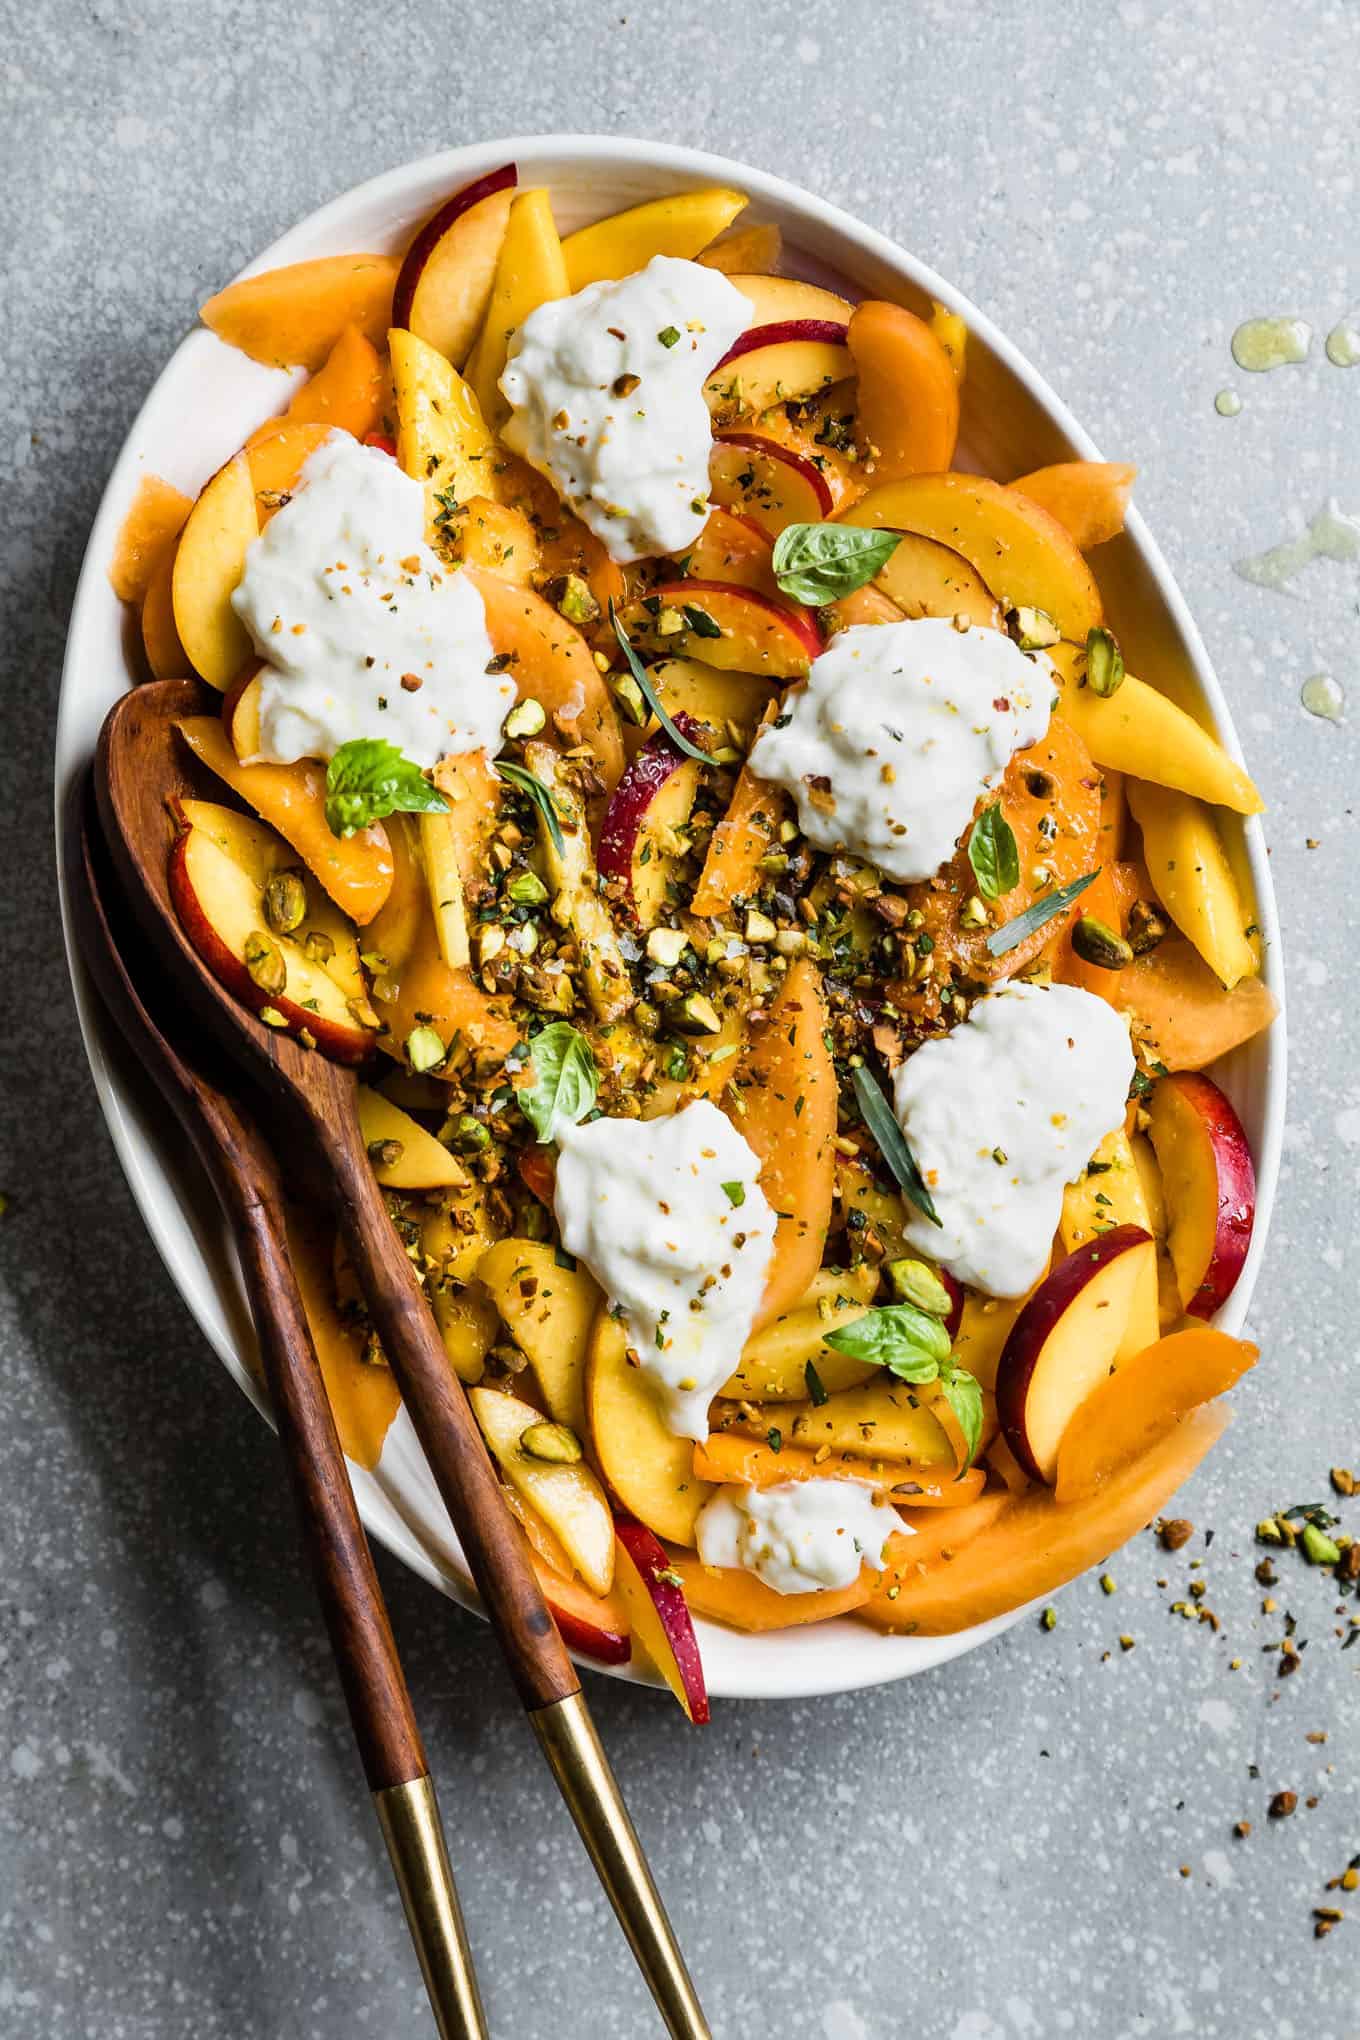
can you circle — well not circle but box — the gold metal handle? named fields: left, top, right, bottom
left=531, top=1692, right=710, bottom=2040
left=373, top=1775, right=488, bottom=2040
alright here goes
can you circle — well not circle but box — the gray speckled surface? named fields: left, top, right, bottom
left=4, top=2, right=1359, bottom=2034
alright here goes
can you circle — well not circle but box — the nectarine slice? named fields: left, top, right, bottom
left=471, top=1387, right=615, bottom=1598
left=586, top=1311, right=713, bottom=1548
left=418, top=1188, right=503, bottom=1383
left=171, top=453, right=257, bottom=689
left=201, top=254, right=400, bottom=372
left=393, top=165, right=516, bottom=369
left=713, top=1374, right=962, bottom=1469
left=648, top=654, right=776, bottom=741
left=705, top=333, right=851, bottom=422
left=709, top=431, right=834, bottom=535
left=1059, top=1128, right=1160, bottom=1363
left=355, top=1086, right=466, bottom=1192
left=613, top=1514, right=709, bottom=1722
left=838, top=472, right=1103, bottom=641
left=177, top=712, right=394, bottom=926
left=531, top=1554, right=631, bottom=1667
left=1012, top=461, right=1137, bottom=551
left=697, top=222, right=782, bottom=276
left=621, top=580, right=819, bottom=681
left=476, top=1238, right=601, bottom=1440
left=720, top=1264, right=880, bottom=1401
left=140, top=546, right=189, bottom=680
left=729, top=957, right=837, bottom=1324
left=561, top=187, right=748, bottom=290
left=1055, top=1326, right=1257, bottom=1506
left=1146, top=1072, right=1256, bottom=1320
left=389, top=327, right=502, bottom=538
left=847, top=301, right=960, bottom=478
left=860, top=1404, right=1229, bottom=1634
left=872, top=530, right=1002, bottom=629
left=996, top=1227, right=1157, bottom=1484
left=465, top=187, right=569, bottom=431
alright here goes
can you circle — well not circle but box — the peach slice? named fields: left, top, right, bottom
left=1147, top=1072, right=1256, bottom=1319
left=140, top=547, right=189, bottom=680
left=376, top=910, right=519, bottom=1070
left=838, top=472, right=1103, bottom=640
left=872, top=530, right=1003, bottom=628
left=476, top=1239, right=600, bottom=1438
left=621, top=579, right=820, bottom=680
left=168, top=796, right=374, bottom=1064
left=860, top=1404, right=1229, bottom=1634
left=847, top=301, right=960, bottom=477
left=467, top=569, right=625, bottom=791
left=110, top=474, right=192, bottom=605
left=393, top=163, right=517, bottom=368
left=245, top=325, right=386, bottom=450
left=706, top=328, right=851, bottom=422
left=1125, top=781, right=1259, bottom=988
left=355, top=1085, right=466, bottom=1191
left=1048, top=643, right=1262, bottom=815
left=709, top=429, right=834, bottom=534
left=720, top=1264, right=881, bottom=1401
left=729, top=957, right=837, bottom=1324
left=389, top=327, right=502, bottom=535
left=696, top=222, right=782, bottom=275
left=465, top=187, right=569, bottom=430
left=821, top=582, right=906, bottom=637
left=712, top=1373, right=962, bottom=1468
left=285, top=1209, right=402, bottom=1471
left=362, top=812, right=430, bottom=976
left=1059, top=1128, right=1160, bottom=1363
left=200, top=254, right=399, bottom=372
left=647, top=653, right=777, bottom=741
left=171, top=453, right=258, bottom=689
left=724, top=275, right=853, bottom=327
left=532, top=1555, right=631, bottom=1666
left=951, top=1286, right=1038, bottom=1395
left=178, top=707, right=394, bottom=926
left=596, top=724, right=704, bottom=928
left=612, top=1514, right=709, bottom=1722
left=586, top=1311, right=713, bottom=1547
left=670, top=1554, right=873, bottom=1632
left=1055, top=1326, right=1257, bottom=1506
left=470, top=1386, right=615, bottom=1597
left=694, top=1433, right=987, bottom=1506
left=996, top=1226, right=1158, bottom=1484
left=561, top=187, right=748, bottom=290
left=245, top=420, right=333, bottom=524
left=1012, top=461, right=1137, bottom=551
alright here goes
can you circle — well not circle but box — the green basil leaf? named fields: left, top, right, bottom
left=609, top=604, right=713, bottom=764
left=851, top=1063, right=941, bottom=1228
left=824, top=1302, right=951, bottom=1379
left=771, top=522, right=903, bottom=604
left=517, top=1023, right=599, bottom=1143
left=985, top=869, right=1100, bottom=957
left=496, top=760, right=567, bottom=858
left=804, top=1359, right=830, bottom=1406
left=967, top=802, right=1020, bottom=901
left=324, top=739, right=448, bottom=839
left=938, top=1363, right=984, bottom=1469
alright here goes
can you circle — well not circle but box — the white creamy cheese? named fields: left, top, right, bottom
left=551, top=1099, right=775, bottom=1439
left=499, top=255, right=751, bottom=564
left=233, top=433, right=511, bottom=769
left=892, top=980, right=1136, bottom=1297
left=695, top=1480, right=905, bottom=1595
left=748, top=617, right=1053, bottom=883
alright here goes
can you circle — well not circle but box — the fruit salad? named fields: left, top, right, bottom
left=110, top=167, right=1277, bottom=1719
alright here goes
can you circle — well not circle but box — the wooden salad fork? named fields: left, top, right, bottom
left=93, top=677, right=710, bottom=2040
left=67, top=779, right=488, bottom=2039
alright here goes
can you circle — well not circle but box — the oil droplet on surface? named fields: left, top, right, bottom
left=1300, top=673, right=1345, bottom=722
left=1214, top=388, right=1243, bottom=417
left=1230, top=316, right=1313, bottom=372
left=1325, top=318, right=1360, bottom=367
left=1234, top=499, right=1360, bottom=594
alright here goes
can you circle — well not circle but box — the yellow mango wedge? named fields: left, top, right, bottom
left=1126, top=782, right=1258, bottom=989
left=389, top=327, right=501, bottom=535
left=561, top=188, right=748, bottom=291
left=465, top=188, right=569, bottom=430
left=1050, top=646, right=1262, bottom=815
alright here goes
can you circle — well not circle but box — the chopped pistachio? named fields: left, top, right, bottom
left=1302, top=1522, right=1342, bottom=1566
left=555, top=574, right=600, bottom=627
left=504, top=696, right=547, bottom=739
left=646, top=926, right=688, bottom=969
left=243, top=930, right=286, bottom=996
left=519, top=1419, right=583, bottom=1464
left=1012, top=605, right=1061, bottom=651
left=886, top=1257, right=953, bottom=1317
left=262, top=870, right=307, bottom=936
left=744, top=909, right=778, bottom=944
left=674, top=991, right=722, bottom=1035
left=367, top=1138, right=405, bottom=1170
left=506, top=870, right=550, bottom=906
left=1071, top=915, right=1133, bottom=970
left=406, top=1025, right=447, bottom=1073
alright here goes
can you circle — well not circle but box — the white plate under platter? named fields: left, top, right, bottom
left=54, top=135, right=1286, bottom=1702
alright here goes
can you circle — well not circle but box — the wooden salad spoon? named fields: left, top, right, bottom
left=67, top=778, right=488, bottom=2039
left=94, top=677, right=710, bottom=2040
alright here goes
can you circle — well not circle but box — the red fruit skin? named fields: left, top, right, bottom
left=612, top=1512, right=710, bottom=1725
left=545, top=1595, right=631, bottom=1668
left=714, top=317, right=850, bottom=370
left=995, top=1224, right=1154, bottom=1484
left=713, top=427, right=836, bottom=519
left=596, top=715, right=704, bottom=899
left=1167, top=1071, right=1257, bottom=1320
left=391, top=162, right=518, bottom=332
